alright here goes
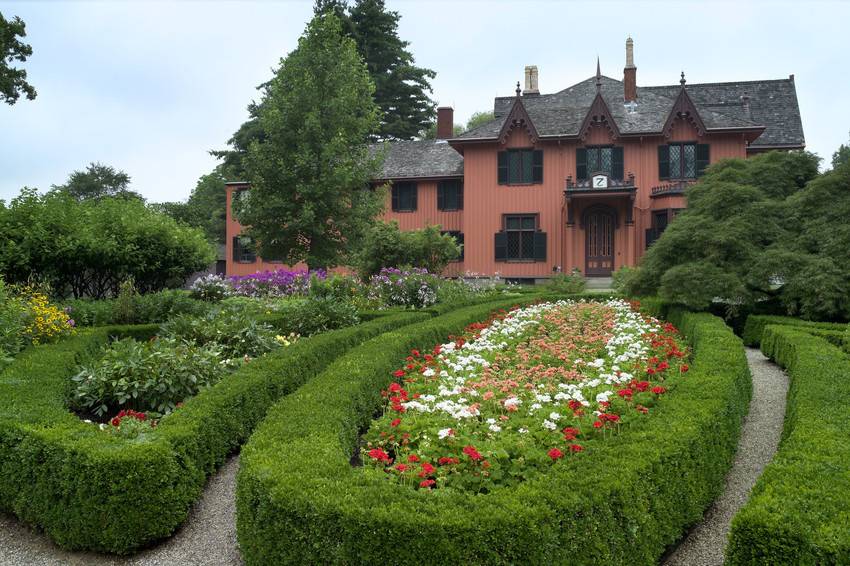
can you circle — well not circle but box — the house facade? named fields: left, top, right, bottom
left=225, top=38, right=805, bottom=281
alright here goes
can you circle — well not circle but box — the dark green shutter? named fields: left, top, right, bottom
left=497, top=152, right=508, bottom=184
left=457, top=232, right=464, bottom=261
left=437, top=182, right=445, bottom=210
left=533, top=231, right=547, bottom=261
left=391, top=185, right=399, bottom=211
left=410, top=183, right=418, bottom=211
left=612, top=147, right=624, bottom=180
left=232, top=237, right=240, bottom=261
left=532, top=150, right=544, bottom=183
left=576, top=147, right=588, bottom=180
left=495, top=232, right=507, bottom=261
left=458, top=182, right=464, bottom=210
left=658, top=145, right=670, bottom=180
left=696, top=144, right=710, bottom=176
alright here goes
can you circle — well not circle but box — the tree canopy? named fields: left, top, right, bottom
left=352, top=221, right=461, bottom=277
left=153, top=169, right=227, bottom=243
left=214, top=0, right=435, bottom=178
left=627, top=150, right=850, bottom=320
left=832, top=130, right=850, bottom=170
left=0, top=189, right=214, bottom=298
left=235, top=13, right=383, bottom=269
left=0, top=12, right=36, bottom=105
left=420, top=110, right=495, bottom=139
left=50, top=162, right=143, bottom=201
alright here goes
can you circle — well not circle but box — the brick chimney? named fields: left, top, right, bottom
left=623, top=37, right=637, bottom=103
left=524, top=65, right=539, bottom=95
left=436, top=106, right=454, bottom=139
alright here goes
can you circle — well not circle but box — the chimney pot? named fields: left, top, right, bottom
left=436, top=106, right=454, bottom=139
left=623, top=37, right=637, bottom=103
left=524, top=65, right=539, bottom=95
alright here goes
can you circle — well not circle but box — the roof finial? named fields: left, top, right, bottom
left=516, top=81, right=521, bottom=97
left=680, top=71, right=686, bottom=86
left=596, top=56, right=602, bottom=92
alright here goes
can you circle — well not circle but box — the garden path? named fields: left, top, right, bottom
left=0, top=456, right=242, bottom=566
left=662, top=347, right=789, bottom=566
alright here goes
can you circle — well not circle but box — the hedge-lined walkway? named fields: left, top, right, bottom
left=663, top=348, right=788, bottom=566
left=0, top=456, right=242, bottom=565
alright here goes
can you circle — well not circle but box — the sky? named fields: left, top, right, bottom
left=1, top=0, right=849, bottom=203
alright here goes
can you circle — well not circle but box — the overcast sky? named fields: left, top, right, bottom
left=1, top=0, right=848, bottom=203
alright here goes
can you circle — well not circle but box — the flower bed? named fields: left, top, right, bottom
left=364, top=300, right=689, bottom=491
left=727, top=325, right=850, bottom=564
left=0, top=310, right=433, bottom=553
left=236, top=301, right=751, bottom=565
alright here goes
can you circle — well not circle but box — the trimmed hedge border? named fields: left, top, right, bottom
left=741, top=314, right=846, bottom=347
left=726, top=326, right=850, bottom=565
left=0, top=310, right=434, bottom=553
left=236, top=301, right=751, bottom=565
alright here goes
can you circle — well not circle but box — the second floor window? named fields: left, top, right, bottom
left=391, top=181, right=417, bottom=212
left=437, top=180, right=463, bottom=211
left=577, top=146, right=624, bottom=180
left=658, top=143, right=710, bottom=180
left=498, top=149, right=543, bottom=185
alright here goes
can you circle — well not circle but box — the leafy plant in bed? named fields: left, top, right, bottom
left=363, top=299, right=690, bottom=491
left=70, top=310, right=297, bottom=426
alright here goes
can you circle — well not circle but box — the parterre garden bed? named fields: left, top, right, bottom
left=236, top=298, right=751, bottom=565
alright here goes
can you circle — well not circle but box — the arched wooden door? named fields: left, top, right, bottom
left=584, top=207, right=615, bottom=276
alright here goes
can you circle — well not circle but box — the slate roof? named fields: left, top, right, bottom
left=371, top=139, right=464, bottom=180
left=456, top=75, right=803, bottom=148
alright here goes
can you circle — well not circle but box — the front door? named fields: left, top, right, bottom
left=585, top=209, right=615, bottom=276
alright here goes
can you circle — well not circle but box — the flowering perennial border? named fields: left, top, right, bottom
left=237, top=301, right=752, bottom=565
left=364, top=300, right=689, bottom=491
left=0, top=310, right=429, bottom=553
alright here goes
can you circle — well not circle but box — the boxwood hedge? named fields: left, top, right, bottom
left=726, top=326, right=850, bottom=565
left=0, top=310, right=433, bottom=553
left=741, top=314, right=846, bottom=347
left=236, top=301, right=751, bottom=565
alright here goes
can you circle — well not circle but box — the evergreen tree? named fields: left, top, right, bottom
left=236, top=13, right=383, bottom=269
left=347, top=0, right=436, bottom=140
left=0, top=12, right=36, bottom=105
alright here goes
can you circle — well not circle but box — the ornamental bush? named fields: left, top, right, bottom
left=368, top=267, right=440, bottom=308
left=236, top=300, right=750, bottom=565
left=71, top=337, right=229, bottom=417
left=189, top=273, right=232, bottom=302
left=0, top=279, right=26, bottom=365
left=545, top=269, right=587, bottom=294
left=0, top=310, right=433, bottom=553
left=160, top=309, right=280, bottom=359
left=63, top=289, right=210, bottom=327
left=741, top=314, right=847, bottom=346
left=727, top=327, right=850, bottom=564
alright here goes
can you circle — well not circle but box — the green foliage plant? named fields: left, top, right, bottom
left=546, top=269, right=587, bottom=294
left=0, top=12, right=36, bottom=104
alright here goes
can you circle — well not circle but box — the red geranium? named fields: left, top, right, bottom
left=548, top=448, right=564, bottom=460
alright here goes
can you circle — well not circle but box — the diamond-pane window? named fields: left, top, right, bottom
left=669, top=145, right=682, bottom=179
left=599, top=147, right=612, bottom=174
left=504, top=215, right=537, bottom=260
left=683, top=144, right=696, bottom=178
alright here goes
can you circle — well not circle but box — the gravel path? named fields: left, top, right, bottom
left=0, top=456, right=242, bottom=566
left=662, top=347, right=789, bottom=566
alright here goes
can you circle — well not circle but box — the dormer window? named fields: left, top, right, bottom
left=576, top=146, right=624, bottom=181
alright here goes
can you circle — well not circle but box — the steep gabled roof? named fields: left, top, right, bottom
left=453, top=74, right=798, bottom=147
left=497, top=87, right=540, bottom=143
left=662, top=83, right=707, bottom=138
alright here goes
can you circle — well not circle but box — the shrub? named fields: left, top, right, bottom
left=308, top=273, right=363, bottom=302
left=0, top=311, right=431, bottom=553
left=112, top=278, right=138, bottom=324
left=727, top=327, right=850, bottom=564
left=545, top=269, right=586, bottom=294
left=62, top=290, right=211, bottom=327
left=71, top=337, right=228, bottom=417
left=271, top=296, right=360, bottom=336
left=611, top=265, right=639, bottom=292
left=160, top=309, right=280, bottom=359
left=368, top=267, right=439, bottom=308
left=353, top=221, right=461, bottom=278
left=0, top=279, right=26, bottom=365
left=189, top=273, right=231, bottom=302
left=236, top=300, right=750, bottom=565
left=741, top=314, right=846, bottom=346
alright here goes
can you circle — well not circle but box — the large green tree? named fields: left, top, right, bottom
left=627, top=151, right=822, bottom=312
left=154, top=169, right=227, bottom=243
left=235, top=13, right=383, bottom=269
left=832, top=130, right=850, bottom=170
left=0, top=12, right=36, bottom=105
left=51, top=162, right=143, bottom=201
left=214, top=0, right=435, bottom=177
